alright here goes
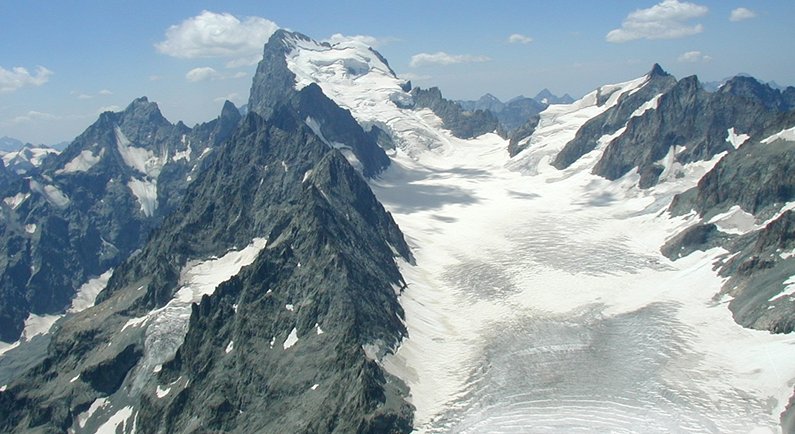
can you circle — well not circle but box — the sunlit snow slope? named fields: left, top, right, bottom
left=283, top=34, right=458, bottom=158
left=367, top=80, right=795, bottom=433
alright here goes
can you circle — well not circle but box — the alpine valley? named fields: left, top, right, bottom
left=1, top=29, right=795, bottom=434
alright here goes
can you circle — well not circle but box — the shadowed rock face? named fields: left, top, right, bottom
left=591, top=73, right=795, bottom=188
left=247, top=30, right=390, bottom=179
left=553, top=64, right=677, bottom=172
left=0, top=98, right=241, bottom=343
left=663, top=116, right=795, bottom=336
left=410, top=87, right=499, bottom=139
left=1, top=73, right=413, bottom=434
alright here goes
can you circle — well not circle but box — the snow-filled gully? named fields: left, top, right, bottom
left=372, top=130, right=795, bottom=433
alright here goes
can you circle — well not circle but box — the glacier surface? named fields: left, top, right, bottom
left=371, top=87, right=795, bottom=433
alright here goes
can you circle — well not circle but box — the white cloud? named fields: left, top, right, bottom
left=99, top=89, right=113, bottom=96
left=213, top=93, right=242, bottom=104
left=186, top=67, right=221, bottom=82
left=185, top=67, right=248, bottom=82
left=507, top=33, right=533, bottom=44
left=326, top=33, right=382, bottom=47
left=399, top=72, right=432, bottom=82
left=149, top=75, right=163, bottom=81
left=8, top=110, right=58, bottom=125
left=677, top=50, right=712, bottom=63
left=156, top=11, right=279, bottom=67
left=77, top=93, right=92, bottom=100
left=729, top=7, right=756, bottom=22
left=0, top=66, right=53, bottom=92
left=606, top=0, right=708, bottom=43
left=409, top=52, right=491, bottom=68
left=97, top=105, right=121, bottom=114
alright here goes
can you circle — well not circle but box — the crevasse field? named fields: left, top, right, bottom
left=278, top=37, right=795, bottom=432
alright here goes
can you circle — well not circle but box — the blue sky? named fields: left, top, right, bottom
left=1, top=0, right=793, bottom=145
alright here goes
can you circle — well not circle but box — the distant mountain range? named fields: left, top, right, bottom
left=458, top=90, right=574, bottom=134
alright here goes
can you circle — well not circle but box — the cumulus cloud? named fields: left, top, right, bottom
left=507, top=33, right=533, bottom=44
left=156, top=11, right=279, bottom=67
left=606, top=0, right=708, bottom=43
left=409, top=52, right=490, bottom=68
left=186, top=67, right=221, bottom=82
left=677, top=50, right=712, bottom=63
left=729, top=7, right=756, bottom=22
left=0, top=66, right=53, bottom=92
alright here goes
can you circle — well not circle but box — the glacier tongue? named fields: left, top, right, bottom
left=373, top=89, right=795, bottom=432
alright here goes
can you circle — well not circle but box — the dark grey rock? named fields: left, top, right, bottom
left=0, top=98, right=239, bottom=344
left=593, top=72, right=795, bottom=188
left=248, top=30, right=389, bottom=178
left=672, top=122, right=795, bottom=219
left=507, top=114, right=541, bottom=157
left=660, top=223, right=732, bottom=260
left=411, top=87, right=498, bottom=139
left=554, top=64, right=677, bottom=171
left=1, top=97, right=413, bottom=433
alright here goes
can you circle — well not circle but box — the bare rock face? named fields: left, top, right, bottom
left=592, top=73, right=795, bottom=188
left=0, top=98, right=241, bottom=343
left=1, top=33, right=413, bottom=433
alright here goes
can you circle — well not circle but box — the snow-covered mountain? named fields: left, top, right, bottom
left=1, top=28, right=795, bottom=434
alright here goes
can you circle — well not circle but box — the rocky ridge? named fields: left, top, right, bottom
left=0, top=98, right=241, bottom=344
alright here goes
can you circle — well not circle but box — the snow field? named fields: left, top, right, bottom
left=373, top=86, right=795, bottom=432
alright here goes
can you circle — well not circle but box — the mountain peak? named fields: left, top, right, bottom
left=268, top=29, right=317, bottom=52
left=220, top=100, right=241, bottom=118
left=535, top=88, right=554, bottom=100
left=648, top=63, right=669, bottom=78
left=479, top=93, right=501, bottom=103
left=120, top=96, right=169, bottom=126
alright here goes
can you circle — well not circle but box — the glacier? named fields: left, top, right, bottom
left=370, top=87, right=795, bottom=433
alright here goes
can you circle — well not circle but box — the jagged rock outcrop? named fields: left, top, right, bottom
left=411, top=87, right=498, bottom=139
left=507, top=114, right=541, bottom=156
left=716, top=211, right=795, bottom=333
left=592, top=73, right=795, bottom=188
left=534, top=89, right=574, bottom=105
left=0, top=104, right=413, bottom=433
left=248, top=30, right=389, bottom=178
left=1, top=31, right=414, bottom=431
left=660, top=223, right=732, bottom=260
left=553, top=64, right=677, bottom=172
left=0, top=98, right=240, bottom=343
left=665, top=120, right=795, bottom=335
left=669, top=122, right=795, bottom=219
left=459, top=94, right=546, bottom=135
